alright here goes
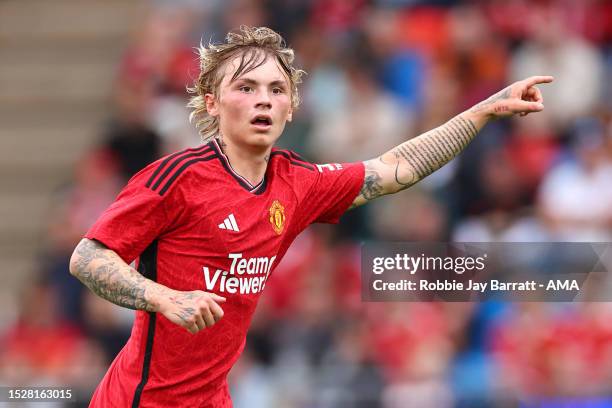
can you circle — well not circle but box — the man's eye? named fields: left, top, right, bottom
left=239, top=86, right=252, bottom=93
left=272, top=88, right=284, bottom=94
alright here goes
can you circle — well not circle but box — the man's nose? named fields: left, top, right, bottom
left=255, top=89, right=272, bottom=109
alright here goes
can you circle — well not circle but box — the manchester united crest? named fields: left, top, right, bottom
left=269, top=200, right=285, bottom=235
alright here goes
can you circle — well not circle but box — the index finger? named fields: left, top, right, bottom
left=523, top=75, right=554, bottom=87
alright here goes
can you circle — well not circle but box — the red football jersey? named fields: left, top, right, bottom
left=85, top=139, right=364, bottom=407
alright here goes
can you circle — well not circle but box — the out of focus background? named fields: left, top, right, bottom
left=0, top=0, right=611, bottom=406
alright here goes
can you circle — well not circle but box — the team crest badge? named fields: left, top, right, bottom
left=269, top=200, right=285, bottom=235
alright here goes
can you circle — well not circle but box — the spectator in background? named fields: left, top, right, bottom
left=45, top=149, right=123, bottom=324
left=47, top=150, right=123, bottom=255
left=538, top=120, right=612, bottom=241
left=42, top=149, right=132, bottom=365
left=510, top=2, right=604, bottom=126
left=315, top=320, right=385, bottom=408
left=371, top=187, right=448, bottom=241
left=447, top=4, right=509, bottom=112
left=504, top=116, right=560, bottom=199
left=363, top=8, right=427, bottom=112
left=102, top=74, right=162, bottom=181
left=452, top=139, right=555, bottom=242
left=308, top=52, right=411, bottom=163
left=107, top=5, right=203, bottom=170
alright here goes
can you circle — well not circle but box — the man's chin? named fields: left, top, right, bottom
left=245, top=131, right=280, bottom=148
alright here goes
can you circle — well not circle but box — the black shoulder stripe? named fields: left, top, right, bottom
left=145, top=144, right=212, bottom=188
left=150, top=148, right=214, bottom=191
left=270, top=151, right=315, bottom=171
left=289, top=151, right=310, bottom=163
left=158, top=154, right=218, bottom=196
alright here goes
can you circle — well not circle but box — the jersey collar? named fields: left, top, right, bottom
left=210, top=139, right=267, bottom=195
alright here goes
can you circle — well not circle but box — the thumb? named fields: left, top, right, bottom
left=209, top=293, right=226, bottom=303
left=514, top=101, right=544, bottom=113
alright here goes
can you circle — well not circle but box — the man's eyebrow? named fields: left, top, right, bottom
left=234, top=78, right=288, bottom=87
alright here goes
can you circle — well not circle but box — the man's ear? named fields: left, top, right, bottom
left=286, top=107, right=293, bottom=123
left=205, top=93, right=218, bottom=116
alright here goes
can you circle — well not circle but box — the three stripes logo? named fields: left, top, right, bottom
left=145, top=143, right=218, bottom=196
left=218, top=214, right=240, bottom=232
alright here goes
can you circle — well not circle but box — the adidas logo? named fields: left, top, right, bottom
left=218, top=213, right=239, bottom=232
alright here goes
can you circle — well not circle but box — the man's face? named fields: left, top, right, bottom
left=206, top=53, right=293, bottom=150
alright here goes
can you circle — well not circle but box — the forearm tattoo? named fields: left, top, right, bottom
left=351, top=115, right=479, bottom=208
left=394, top=115, right=477, bottom=180
left=71, top=239, right=161, bottom=311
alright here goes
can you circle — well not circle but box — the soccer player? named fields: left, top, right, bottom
left=69, top=26, right=552, bottom=407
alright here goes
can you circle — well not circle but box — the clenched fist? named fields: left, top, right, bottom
left=159, top=290, right=226, bottom=334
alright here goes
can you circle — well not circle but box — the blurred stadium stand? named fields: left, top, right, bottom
left=0, top=0, right=147, bottom=320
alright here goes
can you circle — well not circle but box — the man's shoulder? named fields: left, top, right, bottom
left=269, top=148, right=317, bottom=174
left=129, top=143, right=219, bottom=196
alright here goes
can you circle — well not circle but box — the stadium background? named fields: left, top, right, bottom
left=0, top=0, right=611, bottom=406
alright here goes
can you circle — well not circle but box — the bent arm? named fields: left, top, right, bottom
left=69, top=238, right=169, bottom=311
left=350, top=75, right=554, bottom=208
left=70, top=238, right=226, bottom=334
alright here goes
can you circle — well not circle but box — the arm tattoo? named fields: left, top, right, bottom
left=361, top=166, right=384, bottom=200
left=470, top=87, right=511, bottom=114
left=393, top=115, right=478, bottom=181
left=173, top=308, right=196, bottom=324
left=349, top=163, right=384, bottom=209
left=168, top=293, right=199, bottom=324
left=71, top=239, right=165, bottom=311
left=350, top=115, right=479, bottom=209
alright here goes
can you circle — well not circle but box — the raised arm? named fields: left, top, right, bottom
left=350, top=76, right=554, bottom=208
left=69, top=238, right=225, bottom=334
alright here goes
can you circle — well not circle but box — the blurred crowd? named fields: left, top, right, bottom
left=1, top=0, right=612, bottom=406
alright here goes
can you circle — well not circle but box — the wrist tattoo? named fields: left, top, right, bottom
left=470, top=87, right=511, bottom=114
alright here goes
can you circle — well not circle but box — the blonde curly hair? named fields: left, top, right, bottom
left=187, top=26, right=305, bottom=141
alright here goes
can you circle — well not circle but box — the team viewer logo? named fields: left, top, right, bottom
left=269, top=200, right=285, bottom=235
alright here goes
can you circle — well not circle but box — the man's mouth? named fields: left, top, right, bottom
left=251, top=115, right=272, bottom=128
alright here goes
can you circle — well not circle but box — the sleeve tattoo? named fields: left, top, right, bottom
left=70, top=239, right=162, bottom=311
left=351, top=115, right=479, bottom=208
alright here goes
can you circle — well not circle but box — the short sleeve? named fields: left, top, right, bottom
left=297, top=161, right=364, bottom=227
left=84, top=166, right=182, bottom=264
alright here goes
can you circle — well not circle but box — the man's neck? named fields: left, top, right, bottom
left=217, top=137, right=271, bottom=186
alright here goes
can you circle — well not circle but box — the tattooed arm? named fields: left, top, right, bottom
left=350, top=75, right=553, bottom=208
left=69, top=238, right=225, bottom=334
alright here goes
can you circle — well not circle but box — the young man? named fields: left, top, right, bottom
left=70, top=26, right=552, bottom=407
